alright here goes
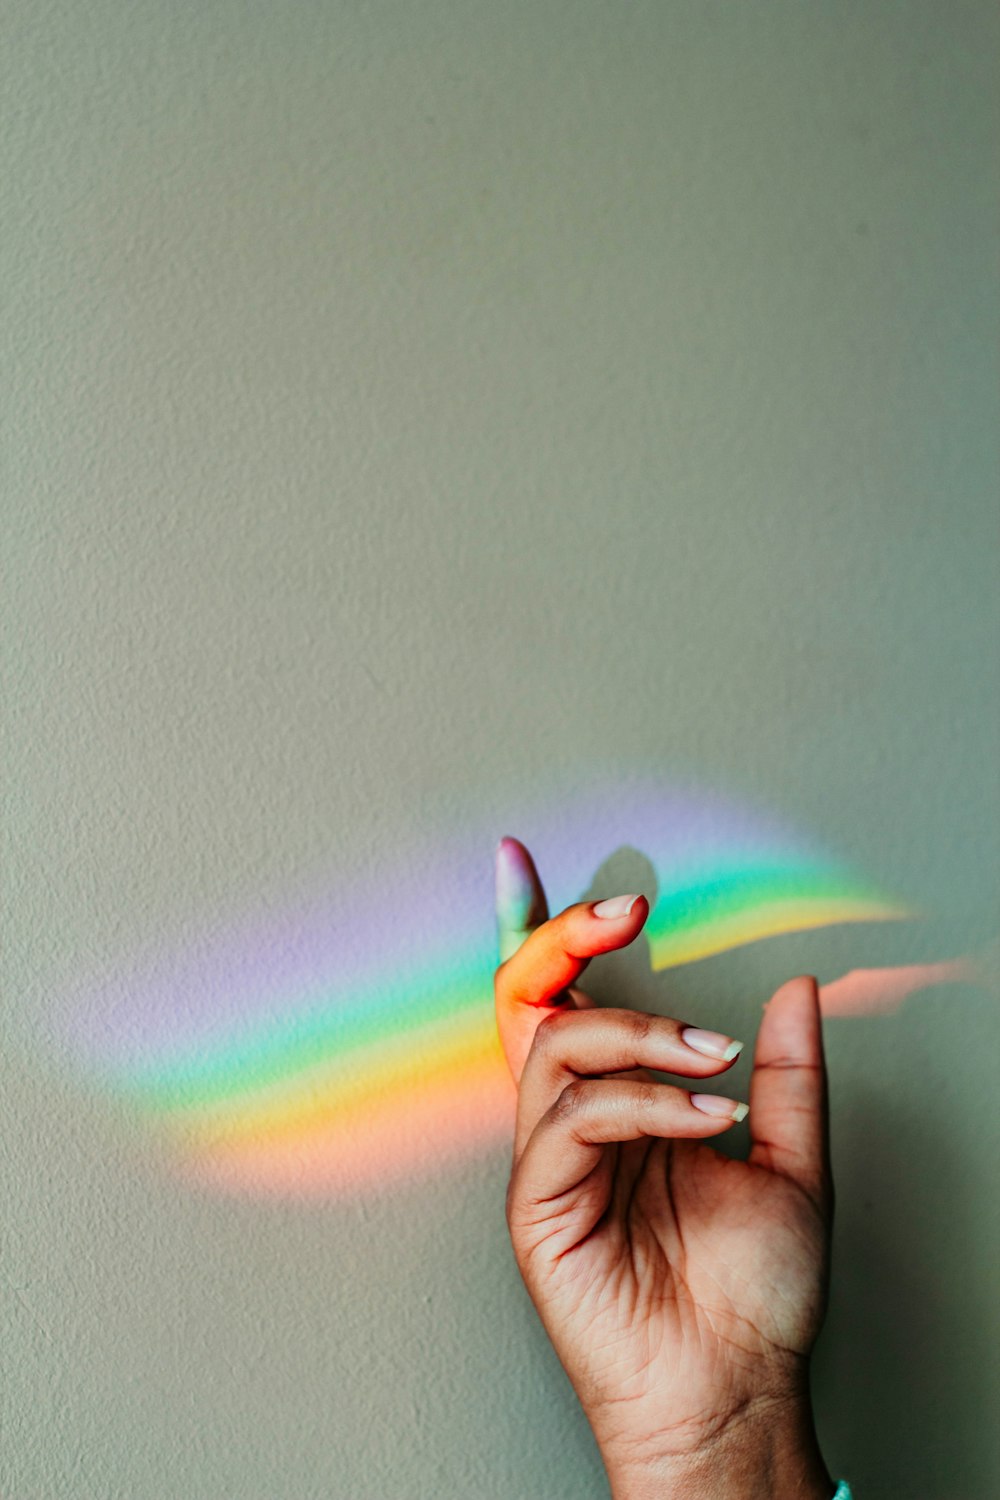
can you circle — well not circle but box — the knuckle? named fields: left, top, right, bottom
left=623, top=1009, right=654, bottom=1046
left=550, top=1077, right=590, bottom=1124
left=530, top=1008, right=571, bottom=1058
left=504, top=1177, right=533, bottom=1239
left=630, top=1081, right=659, bottom=1113
left=758, top=1057, right=824, bottom=1074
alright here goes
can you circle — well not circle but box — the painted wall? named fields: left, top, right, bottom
left=4, top=2, right=998, bottom=1496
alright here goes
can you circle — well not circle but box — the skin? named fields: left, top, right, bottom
left=494, top=837, right=837, bottom=1500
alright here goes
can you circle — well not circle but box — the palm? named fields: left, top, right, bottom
left=521, top=1133, right=827, bottom=1441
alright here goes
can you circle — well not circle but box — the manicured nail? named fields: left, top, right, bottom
left=681, top=1027, right=744, bottom=1062
left=690, top=1093, right=749, bottom=1123
left=592, top=894, right=642, bottom=919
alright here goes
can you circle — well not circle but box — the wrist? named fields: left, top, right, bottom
left=598, top=1389, right=834, bottom=1500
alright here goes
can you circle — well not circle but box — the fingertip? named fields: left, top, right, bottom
left=495, top=836, right=548, bottom=941
left=628, top=892, right=651, bottom=934
left=765, top=974, right=819, bottom=1007
left=690, top=1092, right=749, bottom=1125
left=591, top=892, right=649, bottom=923
left=793, top=974, right=821, bottom=1015
left=495, top=836, right=531, bottom=885
left=573, top=892, right=648, bottom=959
left=495, top=835, right=533, bottom=884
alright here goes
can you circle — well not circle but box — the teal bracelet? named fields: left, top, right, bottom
left=832, top=1485, right=852, bottom=1500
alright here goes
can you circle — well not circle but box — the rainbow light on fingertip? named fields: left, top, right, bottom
left=64, top=774, right=927, bottom=1198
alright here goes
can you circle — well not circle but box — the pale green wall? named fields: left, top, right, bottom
left=4, top=3, right=998, bottom=1496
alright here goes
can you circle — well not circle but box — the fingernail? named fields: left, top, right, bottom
left=690, top=1093, right=749, bottom=1123
left=592, top=894, right=642, bottom=919
left=681, top=1028, right=744, bottom=1062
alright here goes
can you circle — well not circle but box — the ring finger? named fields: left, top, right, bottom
left=514, top=1004, right=745, bottom=1159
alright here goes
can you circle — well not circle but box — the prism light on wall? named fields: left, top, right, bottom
left=63, top=773, right=929, bottom=1198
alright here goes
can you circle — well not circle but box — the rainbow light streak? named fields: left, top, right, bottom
left=65, top=775, right=923, bottom=1198
left=818, top=958, right=977, bottom=1016
left=645, top=866, right=904, bottom=969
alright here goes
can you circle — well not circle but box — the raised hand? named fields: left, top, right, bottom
left=494, top=837, right=836, bottom=1500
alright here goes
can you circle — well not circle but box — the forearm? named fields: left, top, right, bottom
left=599, top=1391, right=834, bottom=1500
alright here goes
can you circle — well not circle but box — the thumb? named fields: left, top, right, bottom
left=748, top=975, right=832, bottom=1214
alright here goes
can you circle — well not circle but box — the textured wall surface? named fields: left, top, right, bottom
left=3, top=3, right=998, bottom=1497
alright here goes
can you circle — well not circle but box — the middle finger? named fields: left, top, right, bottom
left=514, top=1005, right=744, bottom=1160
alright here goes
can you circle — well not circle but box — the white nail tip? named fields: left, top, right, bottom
left=593, top=894, right=641, bottom=919
left=681, top=1029, right=745, bottom=1061
left=730, top=1101, right=750, bottom=1123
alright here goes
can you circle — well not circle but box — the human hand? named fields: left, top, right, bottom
left=494, top=838, right=837, bottom=1500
